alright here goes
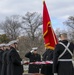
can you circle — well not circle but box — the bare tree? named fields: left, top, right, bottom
left=64, top=16, right=74, bottom=42
left=0, top=15, right=22, bottom=40
left=22, top=12, right=42, bottom=41
left=64, top=16, right=74, bottom=29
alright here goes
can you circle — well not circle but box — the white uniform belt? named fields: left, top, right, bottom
left=58, top=59, right=72, bottom=61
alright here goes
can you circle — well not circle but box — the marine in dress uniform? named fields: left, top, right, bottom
left=41, top=49, right=53, bottom=75
left=1, top=43, right=10, bottom=75
left=0, top=44, right=5, bottom=75
left=6, top=40, right=24, bottom=75
left=53, top=33, right=74, bottom=75
left=25, top=47, right=41, bottom=73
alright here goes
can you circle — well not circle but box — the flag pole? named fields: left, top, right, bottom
left=43, top=0, right=45, bottom=2
left=43, top=0, right=45, bottom=1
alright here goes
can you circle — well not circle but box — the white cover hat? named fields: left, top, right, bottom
left=0, top=43, right=6, bottom=47
left=5, top=43, right=10, bottom=46
left=8, top=40, right=18, bottom=45
left=32, top=47, right=38, bottom=50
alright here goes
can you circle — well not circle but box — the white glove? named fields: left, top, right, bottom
left=21, top=61, right=24, bottom=65
left=54, top=73, right=58, bottom=75
left=30, top=50, right=34, bottom=53
left=21, top=61, right=29, bottom=65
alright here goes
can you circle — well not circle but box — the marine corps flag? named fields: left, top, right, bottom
left=43, top=1, right=58, bottom=50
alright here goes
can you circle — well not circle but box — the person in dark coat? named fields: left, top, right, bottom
left=53, top=33, right=74, bottom=75
left=25, top=47, right=41, bottom=73
left=1, top=44, right=10, bottom=75
left=0, top=44, right=5, bottom=75
left=41, top=48, right=53, bottom=75
left=7, top=40, right=24, bottom=75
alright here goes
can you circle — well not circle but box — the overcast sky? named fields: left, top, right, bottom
left=0, top=0, right=74, bottom=34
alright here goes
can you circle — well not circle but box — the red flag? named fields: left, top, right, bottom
left=43, top=1, right=58, bottom=50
